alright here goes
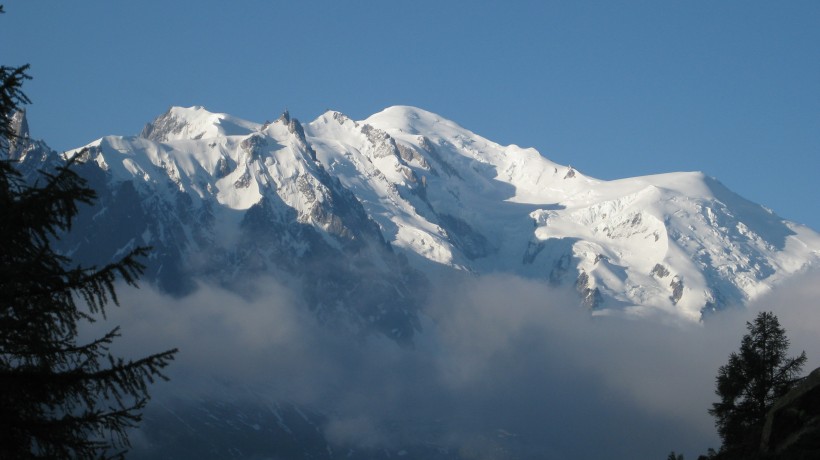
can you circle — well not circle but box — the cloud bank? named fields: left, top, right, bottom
left=86, top=268, right=820, bottom=459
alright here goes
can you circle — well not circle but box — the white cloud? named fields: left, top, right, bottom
left=86, top=268, right=820, bottom=459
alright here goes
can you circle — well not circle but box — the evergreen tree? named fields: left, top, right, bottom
left=708, top=311, right=806, bottom=457
left=0, top=12, right=178, bottom=458
left=0, top=61, right=30, bottom=151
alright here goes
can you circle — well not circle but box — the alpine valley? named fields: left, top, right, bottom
left=6, top=105, right=820, bottom=458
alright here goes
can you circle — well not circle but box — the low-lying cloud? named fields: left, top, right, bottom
left=86, top=268, right=820, bottom=459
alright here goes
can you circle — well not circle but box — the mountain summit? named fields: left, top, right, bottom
left=12, top=105, right=819, bottom=330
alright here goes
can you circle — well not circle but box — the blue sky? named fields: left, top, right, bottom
left=2, top=1, right=818, bottom=229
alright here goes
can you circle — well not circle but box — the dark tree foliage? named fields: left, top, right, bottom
left=0, top=64, right=30, bottom=151
left=708, top=311, right=806, bottom=458
left=0, top=15, right=178, bottom=458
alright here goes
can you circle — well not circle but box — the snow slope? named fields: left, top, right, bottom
left=307, top=105, right=819, bottom=320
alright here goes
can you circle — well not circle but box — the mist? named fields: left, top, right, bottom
left=87, top=268, right=820, bottom=459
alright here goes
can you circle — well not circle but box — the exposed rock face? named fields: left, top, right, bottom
left=651, top=263, right=670, bottom=278
left=576, top=270, right=603, bottom=309
left=7, top=109, right=30, bottom=158
left=670, top=277, right=684, bottom=305
left=761, top=367, right=820, bottom=458
left=140, top=109, right=191, bottom=142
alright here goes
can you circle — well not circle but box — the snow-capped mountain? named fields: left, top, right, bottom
left=306, top=106, right=818, bottom=321
left=9, top=105, right=819, bottom=329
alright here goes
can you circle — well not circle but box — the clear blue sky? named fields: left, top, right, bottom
left=2, top=1, right=818, bottom=229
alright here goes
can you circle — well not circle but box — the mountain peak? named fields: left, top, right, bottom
left=140, top=106, right=259, bottom=142
left=363, top=105, right=456, bottom=134
left=5, top=109, right=30, bottom=159
left=9, top=108, right=30, bottom=140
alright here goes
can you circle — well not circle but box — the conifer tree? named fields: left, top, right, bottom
left=0, top=10, right=178, bottom=457
left=708, top=311, right=806, bottom=457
